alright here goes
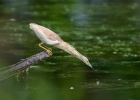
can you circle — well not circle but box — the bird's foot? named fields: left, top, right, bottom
left=39, top=42, right=52, bottom=56
left=45, top=48, right=52, bottom=56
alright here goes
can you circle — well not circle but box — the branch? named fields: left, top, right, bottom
left=0, top=51, right=51, bottom=81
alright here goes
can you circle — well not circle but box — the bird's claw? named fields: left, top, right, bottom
left=39, top=42, right=52, bottom=56
left=45, top=48, right=52, bottom=56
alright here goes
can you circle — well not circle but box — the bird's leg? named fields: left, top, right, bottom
left=39, top=42, right=52, bottom=56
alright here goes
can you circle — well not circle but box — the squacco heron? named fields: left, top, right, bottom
left=29, top=23, right=93, bottom=68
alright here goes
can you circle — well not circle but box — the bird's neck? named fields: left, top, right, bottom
left=54, top=42, right=84, bottom=60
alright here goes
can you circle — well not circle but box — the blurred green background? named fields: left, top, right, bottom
left=0, top=0, right=140, bottom=100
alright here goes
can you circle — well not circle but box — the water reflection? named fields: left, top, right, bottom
left=83, top=0, right=107, bottom=4
left=70, top=2, right=91, bottom=27
left=2, top=0, right=30, bottom=20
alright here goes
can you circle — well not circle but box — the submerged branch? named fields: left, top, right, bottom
left=0, top=51, right=50, bottom=81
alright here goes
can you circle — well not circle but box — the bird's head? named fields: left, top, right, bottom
left=81, top=56, right=93, bottom=69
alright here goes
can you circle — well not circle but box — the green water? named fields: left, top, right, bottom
left=0, top=0, right=140, bottom=100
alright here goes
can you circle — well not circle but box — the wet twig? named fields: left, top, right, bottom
left=0, top=51, right=50, bottom=81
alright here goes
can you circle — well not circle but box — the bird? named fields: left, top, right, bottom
left=29, top=23, right=93, bottom=68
